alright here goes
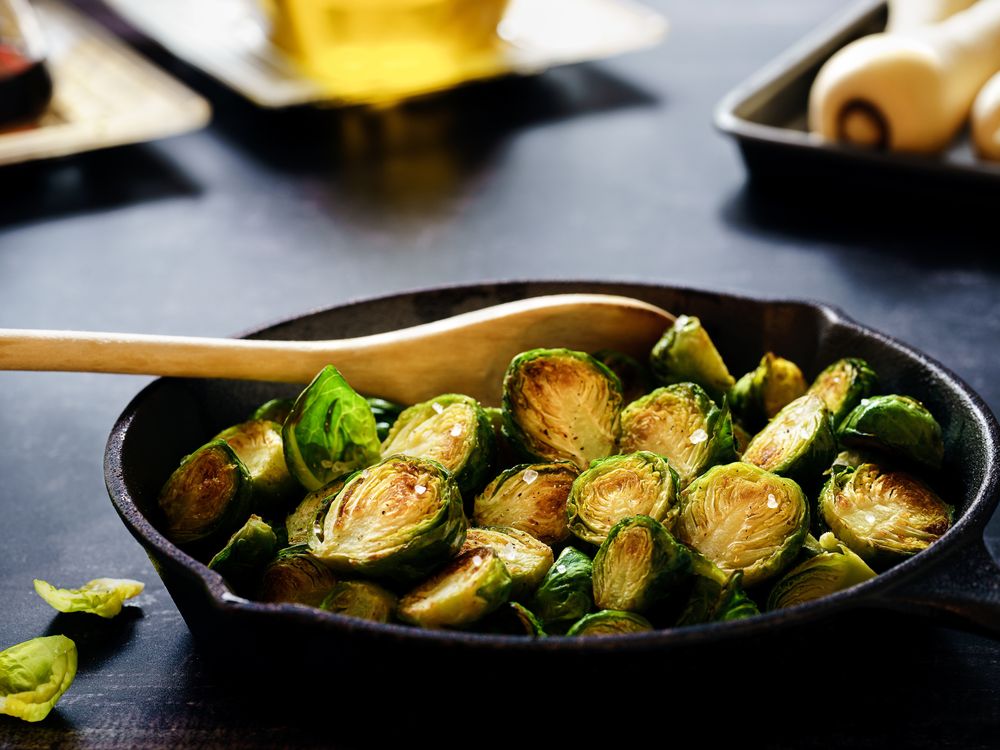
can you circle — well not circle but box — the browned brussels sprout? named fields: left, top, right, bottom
left=257, top=547, right=338, bottom=607
left=320, top=580, right=397, bottom=623
left=567, top=610, right=653, bottom=636
left=473, top=462, right=579, bottom=546
left=214, top=419, right=299, bottom=513
left=730, top=353, right=807, bottom=430
left=742, top=394, right=838, bottom=488
left=649, top=315, right=735, bottom=403
left=806, top=358, right=878, bottom=425
left=837, top=395, right=944, bottom=470
left=462, top=527, right=553, bottom=600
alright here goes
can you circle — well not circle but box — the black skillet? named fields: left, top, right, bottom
left=104, top=281, right=1000, bottom=675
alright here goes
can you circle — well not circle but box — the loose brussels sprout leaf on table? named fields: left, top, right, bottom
left=320, top=580, right=398, bottom=623
left=768, top=532, right=876, bottom=610
left=473, top=462, right=579, bottom=546
left=592, top=515, right=692, bottom=614
left=282, top=365, right=382, bottom=491
left=214, top=419, right=299, bottom=514
left=208, top=515, right=278, bottom=592
left=819, top=463, right=953, bottom=564
left=310, top=455, right=466, bottom=583
left=502, top=348, right=623, bottom=470
left=567, top=610, right=653, bottom=637
left=531, top=546, right=594, bottom=632
left=258, top=547, right=338, bottom=607
left=618, top=383, right=737, bottom=487
left=675, top=462, right=809, bottom=586
left=741, top=394, right=838, bottom=488
left=285, top=475, right=349, bottom=546
left=806, top=358, right=879, bottom=426
left=730, top=353, right=807, bottom=430
left=566, top=452, right=679, bottom=546
left=157, top=439, right=254, bottom=546
left=380, top=393, right=495, bottom=494
left=0, top=636, right=77, bottom=722
left=34, top=578, right=144, bottom=619
left=837, top=394, right=945, bottom=470
left=649, top=315, right=735, bottom=403
left=398, top=547, right=512, bottom=629
left=462, top=527, right=554, bottom=600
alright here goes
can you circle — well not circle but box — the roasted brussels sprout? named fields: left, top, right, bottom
left=398, top=547, right=512, bottom=629
left=250, top=397, right=294, bottom=425
left=473, top=462, right=579, bottom=546
left=732, top=422, right=753, bottom=456
left=157, top=439, right=254, bottom=546
left=531, top=546, right=594, bottom=631
left=675, top=569, right=759, bottom=626
left=741, top=394, right=838, bottom=487
left=806, top=358, right=878, bottom=425
left=566, top=452, right=679, bottom=546
left=320, top=580, right=397, bottom=623
left=767, top=532, right=876, bottom=609
left=592, top=515, right=692, bottom=614
left=208, top=514, right=278, bottom=592
left=818, top=464, right=953, bottom=564
left=380, top=393, right=495, bottom=494
left=285, top=475, right=349, bottom=546
left=837, top=395, right=944, bottom=470
left=730, top=353, right=807, bottom=430
left=310, top=455, right=466, bottom=582
left=592, top=349, right=654, bottom=403
left=618, top=384, right=737, bottom=487
left=502, top=348, right=623, bottom=470
left=282, top=365, right=382, bottom=491
left=480, top=602, right=548, bottom=636
left=33, top=578, right=144, bottom=619
left=368, top=397, right=406, bottom=442
left=214, top=419, right=299, bottom=513
left=675, top=462, right=809, bottom=586
left=0, top=635, right=77, bottom=722
left=258, top=547, right=338, bottom=607
left=649, top=315, right=735, bottom=403
left=567, top=610, right=653, bottom=636
left=462, top=527, right=554, bottom=599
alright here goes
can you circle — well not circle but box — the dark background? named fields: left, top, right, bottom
left=2, top=0, right=999, bottom=747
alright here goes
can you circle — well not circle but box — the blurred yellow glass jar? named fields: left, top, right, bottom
left=262, top=0, right=510, bottom=103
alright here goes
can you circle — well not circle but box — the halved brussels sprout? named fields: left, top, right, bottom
left=502, top=348, right=623, bottom=470
left=368, top=397, right=406, bottom=442
left=592, top=515, right=692, bottom=614
left=320, top=580, right=397, bottom=623
left=818, top=463, right=953, bottom=564
left=208, top=514, right=278, bottom=592
left=398, top=547, right=512, bottom=629
left=618, top=384, right=737, bottom=487
left=282, top=365, right=382, bottom=491
left=675, top=569, right=759, bottom=626
left=767, top=532, right=877, bottom=609
left=530, top=546, right=594, bottom=631
left=285, top=475, right=349, bottom=546
left=649, top=315, right=735, bottom=404
left=741, top=394, right=837, bottom=487
left=462, top=527, right=554, bottom=600
left=675, top=462, right=809, bottom=586
left=732, top=422, right=753, bottom=457
left=380, top=393, right=495, bottom=494
left=473, top=462, right=579, bottom=546
left=157, top=439, right=254, bottom=546
left=837, top=395, right=944, bottom=470
left=829, top=448, right=878, bottom=472
left=310, top=455, right=466, bottom=582
left=250, top=397, right=295, bottom=425
left=480, top=602, right=548, bottom=636
left=806, top=358, right=878, bottom=425
left=0, top=635, right=77, bottom=722
left=214, top=419, right=299, bottom=513
left=566, top=610, right=653, bottom=637
left=730, top=353, right=807, bottom=430
left=257, top=547, right=338, bottom=607
left=593, top=349, right=653, bottom=404
left=33, top=578, right=144, bottom=619
left=566, top=452, right=680, bottom=545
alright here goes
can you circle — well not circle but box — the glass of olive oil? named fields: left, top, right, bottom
left=262, top=0, right=510, bottom=104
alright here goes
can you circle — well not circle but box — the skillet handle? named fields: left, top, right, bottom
left=878, top=534, right=1000, bottom=639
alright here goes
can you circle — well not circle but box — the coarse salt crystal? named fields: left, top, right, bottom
left=432, top=402, right=444, bottom=414
left=689, top=429, right=708, bottom=445
left=523, top=469, right=539, bottom=484
left=415, top=484, right=427, bottom=495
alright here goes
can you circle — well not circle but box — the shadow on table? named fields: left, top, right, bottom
left=42, top=606, right=144, bottom=672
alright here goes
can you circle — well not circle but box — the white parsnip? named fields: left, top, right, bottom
left=886, top=0, right=977, bottom=31
left=972, top=71, right=1000, bottom=159
left=809, top=0, right=1000, bottom=153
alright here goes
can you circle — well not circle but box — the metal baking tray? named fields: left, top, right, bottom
left=102, top=0, right=667, bottom=108
left=714, top=0, right=1000, bottom=187
left=0, top=0, right=210, bottom=168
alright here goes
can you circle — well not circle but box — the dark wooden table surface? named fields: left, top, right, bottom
left=3, top=1, right=1000, bottom=747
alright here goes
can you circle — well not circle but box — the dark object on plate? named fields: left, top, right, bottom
left=714, top=0, right=1000, bottom=189
left=104, top=281, right=1000, bottom=674
left=0, top=0, right=52, bottom=128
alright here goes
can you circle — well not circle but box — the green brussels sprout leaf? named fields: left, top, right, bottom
left=567, top=610, right=653, bottom=637
left=0, top=636, right=77, bottom=722
left=208, top=515, right=278, bottom=592
left=649, top=315, right=735, bottom=403
left=33, top=578, right=144, bottom=619
left=837, top=395, right=944, bottom=470
left=531, top=546, right=594, bottom=632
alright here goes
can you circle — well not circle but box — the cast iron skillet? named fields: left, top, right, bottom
left=104, top=281, right=1000, bottom=670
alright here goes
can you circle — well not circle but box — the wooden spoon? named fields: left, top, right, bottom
left=0, top=294, right=673, bottom=405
